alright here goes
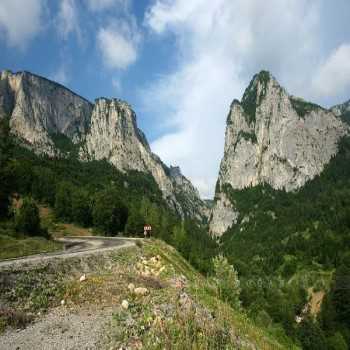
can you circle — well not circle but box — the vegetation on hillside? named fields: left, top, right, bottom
left=290, top=97, right=324, bottom=118
left=0, top=239, right=290, bottom=349
left=0, top=118, right=217, bottom=273
left=221, top=136, right=350, bottom=348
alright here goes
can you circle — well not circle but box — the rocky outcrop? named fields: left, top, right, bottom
left=0, top=70, right=207, bottom=220
left=168, top=166, right=209, bottom=221
left=209, top=191, right=238, bottom=237
left=210, top=71, right=349, bottom=236
left=331, top=99, right=350, bottom=124
left=0, top=70, right=93, bottom=155
left=80, top=98, right=207, bottom=218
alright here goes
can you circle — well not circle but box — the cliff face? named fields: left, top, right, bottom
left=210, top=71, right=349, bottom=236
left=331, top=99, right=350, bottom=124
left=0, top=70, right=207, bottom=220
left=80, top=98, right=207, bottom=219
left=0, top=70, right=93, bottom=155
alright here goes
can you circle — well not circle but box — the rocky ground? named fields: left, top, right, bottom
left=0, top=306, right=111, bottom=350
left=0, top=240, right=285, bottom=350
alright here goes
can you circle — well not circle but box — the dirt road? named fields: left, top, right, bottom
left=0, top=236, right=140, bottom=269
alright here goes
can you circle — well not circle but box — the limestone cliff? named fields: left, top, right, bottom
left=0, top=70, right=207, bottom=220
left=80, top=98, right=207, bottom=219
left=331, top=99, right=350, bottom=124
left=210, top=71, right=349, bottom=236
left=0, top=70, right=93, bottom=155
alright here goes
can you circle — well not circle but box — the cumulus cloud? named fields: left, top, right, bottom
left=97, top=20, right=140, bottom=70
left=312, top=44, right=350, bottom=98
left=0, top=0, right=45, bottom=49
left=56, top=0, right=81, bottom=41
left=144, top=0, right=326, bottom=198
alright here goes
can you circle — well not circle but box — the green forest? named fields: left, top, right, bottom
left=221, top=137, right=350, bottom=349
left=0, top=118, right=217, bottom=272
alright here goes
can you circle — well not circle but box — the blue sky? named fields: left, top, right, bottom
left=1, top=0, right=350, bottom=198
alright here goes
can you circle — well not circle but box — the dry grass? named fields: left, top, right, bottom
left=308, top=288, right=325, bottom=316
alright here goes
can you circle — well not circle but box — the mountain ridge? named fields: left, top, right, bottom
left=0, top=70, right=207, bottom=221
left=210, top=70, right=349, bottom=236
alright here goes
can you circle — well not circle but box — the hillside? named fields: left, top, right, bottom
left=209, top=71, right=350, bottom=349
left=0, top=239, right=290, bottom=349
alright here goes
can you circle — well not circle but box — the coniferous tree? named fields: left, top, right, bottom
left=125, top=204, right=144, bottom=236
left=93, top=189, right=128, bottom=235
left=54, top=182, right=74, bottom=221
left=71, top=188, right=92, bottom=227
left=15, top=197, right=45, bottom=237
left=0, top=117, right=13, bottom=218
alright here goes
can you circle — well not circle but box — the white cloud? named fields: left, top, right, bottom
left=97, top=21, right=139, bottom=70
left=144, top=0, right=326, bottom=198
left=0, top=0, right=44, bottom=49
left=87, top=0, right=120, bottom=12
left=57, top=0, right=81, bottom=41
left=312, top=44, right=350, bottom=98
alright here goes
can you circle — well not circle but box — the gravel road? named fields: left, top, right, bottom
left=0, top=236, right=139, bottom=269
left=0, top=236, right=141, bottom=349
left=0, top=306, right=112, bottom=350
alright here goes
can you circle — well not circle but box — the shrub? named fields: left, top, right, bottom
left=212, top=255, right=241, bottom=309
left=15, top=197, right=47, bottom=237
left=92, top=189, right=128, bottom=235
left=326, top=332, right=348, bottom=350
left=297, top=317, right=327, bottom=350
left=71, top=188, right=92, bottom=227
left=54, top=181, right=74, bottom=221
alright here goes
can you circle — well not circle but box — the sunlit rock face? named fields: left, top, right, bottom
left=0, top=70, right=207, bottom=221
left=81, top=98, right=208, bottom=218
left=0, top=70, right=93, bottom=155
left=210, top=71, right=349, bottom=237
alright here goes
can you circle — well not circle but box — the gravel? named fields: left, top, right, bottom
left=0, top=306, right=113, bottom=350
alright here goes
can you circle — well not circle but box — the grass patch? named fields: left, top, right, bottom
left=0, top=234, right=62, bottom=260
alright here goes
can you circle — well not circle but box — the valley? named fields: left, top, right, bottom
left=0, top=69, right=349, bottom=349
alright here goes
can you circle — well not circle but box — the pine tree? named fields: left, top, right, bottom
left=54, top=182, right=74, bottom=221
left=125, top=205, right=144, bottom=236
left=0, top=117, right=13, bottom=218
left=71, top=188, right=92, bottom=227
left=212, top=255, right=241, bottom=309
left=15, top=197, right=45, bottom=237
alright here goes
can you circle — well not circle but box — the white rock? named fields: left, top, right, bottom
left=134, top=287, right=148, bottom=296
left=121, top=300, right=129, bottom=310
left=128, top=283, right=135, bottom=292
left=79, top=274, right=86, bottom=282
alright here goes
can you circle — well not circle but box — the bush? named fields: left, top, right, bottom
left=92, top=189, right=128, bottom=235
left=54, top=182, right=74, bottom=221
left=71, top=188, right=92, bottom=227
left=15, top=197, right=47, bottom=237
left=297, top=317, right=327, bottom=350
left=212, top=255, right=241, bottom=309
left=0, top=117, right=13, bottom=218
left=125, top=204, right=144, bottom=236
left=326, top=332, right=348, bottom=350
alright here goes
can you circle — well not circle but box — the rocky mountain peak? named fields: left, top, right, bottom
left=210, top=71, right=349, bottom=236
left=331, top=99, right=350, bottom=124
left=0, top=70, right=207, bottom=221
